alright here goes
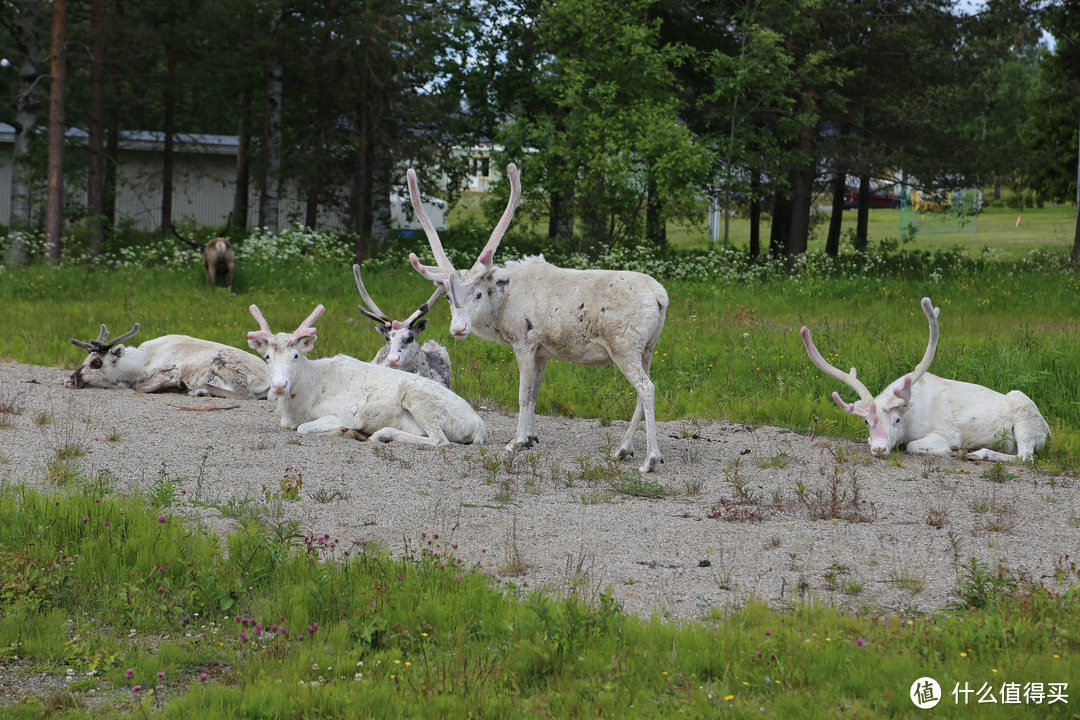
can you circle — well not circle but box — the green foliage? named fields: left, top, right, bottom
left=0, top=477, right=1076, bottom=717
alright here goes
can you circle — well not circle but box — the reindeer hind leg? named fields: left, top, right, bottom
left=1007, top=391, right=1050, bottom=461
left=612, top=348, right=661, bottom=473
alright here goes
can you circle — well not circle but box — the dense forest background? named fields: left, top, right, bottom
left=1, top=0, right=1078, bottom=265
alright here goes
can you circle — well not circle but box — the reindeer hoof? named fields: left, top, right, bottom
left=638, top=454, right=661, bottom=473
left=615, top=446, right=634, bottom=460
left=506, top=436, right=538, bottom=452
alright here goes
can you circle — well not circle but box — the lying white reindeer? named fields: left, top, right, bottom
left=67, top=323, right=270, bottom=398
left=801, top=297, right=1049, bottom=461
left=352, top=264, right=452, bottom=387
left=247, top=303, right=484, bottom=446
left=406, top=164, right=669, bottom=472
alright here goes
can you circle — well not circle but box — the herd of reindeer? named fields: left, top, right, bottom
left=63, top=165, right=1050, bottom=473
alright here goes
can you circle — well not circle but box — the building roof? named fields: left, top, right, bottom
left=0, top=122, right=239, bottom=156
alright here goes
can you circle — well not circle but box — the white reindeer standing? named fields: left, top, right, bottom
left=67, top=323, right=270, bottom=398
left=801, top=297, right=1050, bottom=461
left=247, top=303, right=485, bottom=446
left=352, top=264, right=452, bottom=387
left=406, top=164, right=669, bottom=472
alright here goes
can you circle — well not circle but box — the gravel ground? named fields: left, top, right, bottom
left=2, top=361, right=1078, bottom=622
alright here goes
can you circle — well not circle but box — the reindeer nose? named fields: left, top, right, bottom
left=271, top=378, right=289, bottom=394
left=871, top=446, right=888, bottom=458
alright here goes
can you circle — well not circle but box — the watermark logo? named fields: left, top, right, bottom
left=911, top=677, right=942, bottom=709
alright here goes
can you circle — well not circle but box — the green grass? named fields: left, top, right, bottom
left=0, top=477, right=1075, bottom=718
left=3, top=207, right=1080, bottom=715
left=449, top=191, right=1080, bottom=258
left=4, top=229, right=1080, bottom=460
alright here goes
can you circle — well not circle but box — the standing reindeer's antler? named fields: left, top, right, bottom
left=407, top=169, right=456, bottom=275
left=467, top=163, right=521, bottom=278
left=800, top=325, right=875, bottom=412
left=407, top=164, right=522, bottom=284
left=70, top=323, right=141, bottom=352
left=170, top=225, right=203, bottom=251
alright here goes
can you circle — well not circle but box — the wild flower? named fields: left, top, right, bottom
left=125, top=669, right=134, bottom=680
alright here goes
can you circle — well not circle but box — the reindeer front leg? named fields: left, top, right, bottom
left=904, top=431, right=959, bottom=456
left=133, top=367, right=185, bottom=393
left=507, top=350, right=548, bottom=452
left=297, top=416, right=348, bottom=435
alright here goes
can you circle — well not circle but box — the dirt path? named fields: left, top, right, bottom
left=2, top=361, right=1077, bottom=620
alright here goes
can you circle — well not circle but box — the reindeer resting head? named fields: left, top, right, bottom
left=407, top=163, right=522, bottom=338
left=247, top=304, right=324, bottom=397
left=352, top=264, right=444, bottom=368
left=801, top=297, right=941, bottom=457
left=66, top=323, right=142, bottom=388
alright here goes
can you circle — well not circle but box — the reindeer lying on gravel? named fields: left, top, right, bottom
left=67, top=323, right=269, bottom=398
left=352, top=264, right=451, bottom=387
left=406, top=164, right=669, bottom=472
left=801, top=297, right=1050, bottom=461
left=247, top=304, right=484, bottom=445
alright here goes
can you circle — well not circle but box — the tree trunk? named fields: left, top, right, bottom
left=45, top=0, right=67, bottom=263
left=86, top=0, right=106, bottom=254
left=371, top=143, right=392, bottom=246
left=352, top=83, right=373, bottom=263
left=103, top=0, right=123, bottom=231
left=645, top=172, right=665, bottom=246
left=304, top=0, right=334, bottom=230
left=786, top=162, right=815, bottom=265
left=854, top=174, right=870, bottom=252
left=233, top=84, right=251, bottom=232
left=160, top=9, right=176, bottom=231
left=6, top=2, right=44, bottom=264
left=1071, top=203, right=1080, bottom=265
left=548, top=189, right=575, bottom=242
left=769, top=189, right=789, bottom=258
left=824, top=172, right=845, bottom=256
left=748, top=169, right=760, bottom=258
left=259, top=4, right=284, bottom=234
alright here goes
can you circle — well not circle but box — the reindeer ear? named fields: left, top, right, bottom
left=293, top=334, right=317, bottom=353
left=412, top=318, right=428, bottom=333
left=111, top=346, right=124, bottom=358
left=893, top=376, right=913, bottom=401
left=375, top=324, right=390, bottom=338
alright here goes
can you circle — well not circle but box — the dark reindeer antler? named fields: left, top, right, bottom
left=70, top=323, right=141, bottom=352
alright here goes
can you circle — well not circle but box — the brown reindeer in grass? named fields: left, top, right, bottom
left=172, top=216, right=235, bottom=288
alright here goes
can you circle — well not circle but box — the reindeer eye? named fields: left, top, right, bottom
left=90, top=358, right=103, bottom=369
left=893, top=416, right=901, bottom=425
left=473, top=291, right=482, bottom=300
left=292, top=351, right=299, bottom=360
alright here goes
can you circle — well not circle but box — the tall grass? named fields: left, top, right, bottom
left=0, top=478, right=1075, bottom=718
left=4, top=242, right=1079, bottom=454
